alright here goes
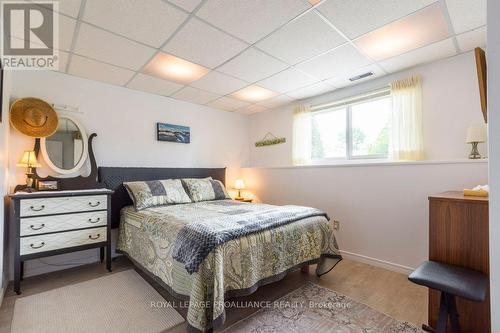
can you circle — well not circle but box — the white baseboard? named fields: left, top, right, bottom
left=340, top=250, right=415, bottom=275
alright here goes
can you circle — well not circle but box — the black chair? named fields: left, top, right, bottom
left=408, top=261, right=488, bottom=333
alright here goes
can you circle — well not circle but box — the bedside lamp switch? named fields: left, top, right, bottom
left=333, top=220, right=340, bottom=230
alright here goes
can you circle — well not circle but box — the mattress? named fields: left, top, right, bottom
left=117, top=200, right=341, bottom=332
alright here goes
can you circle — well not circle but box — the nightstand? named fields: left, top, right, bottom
left=235, top=198, right=253, bottom=203
left=9, top=189, right=113, bottom=294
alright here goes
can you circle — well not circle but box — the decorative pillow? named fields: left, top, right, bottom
left=124, top=179, right=192, bottom=211
left=181, top=178, right=230, bottom=202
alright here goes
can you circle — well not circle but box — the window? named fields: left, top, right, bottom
left=310, top=90, right=392, bottom=162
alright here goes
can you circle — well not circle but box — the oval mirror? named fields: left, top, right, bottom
left=41, top=116, right=88, bottom=175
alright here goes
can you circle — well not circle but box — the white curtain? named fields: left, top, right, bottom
left=390, top=75, right=425, bottom=161
left=292, top=105, right=312, bottom=165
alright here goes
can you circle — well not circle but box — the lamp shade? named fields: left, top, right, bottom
left=17, top=150, right=41, bottom=168
left=234, top=179, right=246, bottom=190
left=466, top=125, right=487, bottom=143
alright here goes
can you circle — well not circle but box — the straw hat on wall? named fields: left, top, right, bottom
left=10, top=97, right=58, bottom=138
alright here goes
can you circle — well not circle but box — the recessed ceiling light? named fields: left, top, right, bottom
left=231, top=85, right=278, bottom=102
left=355, top=4, right=449, bottom=61
left=143, top=52, right=210, bottom=84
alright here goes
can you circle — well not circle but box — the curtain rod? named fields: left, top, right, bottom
left=310, top=85, right=391, bottom=112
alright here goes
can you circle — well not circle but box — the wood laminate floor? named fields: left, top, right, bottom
left=0, top=257, right=427, bottom=332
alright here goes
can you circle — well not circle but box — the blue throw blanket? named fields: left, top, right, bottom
left=172, top=202, right=329, bottom=274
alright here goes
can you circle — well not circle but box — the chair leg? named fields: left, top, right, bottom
left=436, top=292, right=449, bottom=333
left=447, top=294, right=461, bottom=333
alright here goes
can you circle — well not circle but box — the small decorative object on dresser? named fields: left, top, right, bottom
left=466, top=125, right=487, bottom=159
left=36, top=179, right=59, bottom=191
left=157, top=122, right=190, bottom=143
left=9, top=189, right=113, bottom=294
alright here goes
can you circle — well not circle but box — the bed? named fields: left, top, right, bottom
left=98, top=167, right=342, bottom=333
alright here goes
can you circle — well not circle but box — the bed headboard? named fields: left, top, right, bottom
left=98, top=166, right=226, bottom=228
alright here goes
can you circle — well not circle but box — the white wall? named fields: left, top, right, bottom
left=488, top=0, right=500, bottom=329
left=1, top=71, right=12, bottom=297
left=250, top=52, right=486, bottom=167
left=7, top=70, right=250, bottom=277
left=244, top=51, right=489, bottom=271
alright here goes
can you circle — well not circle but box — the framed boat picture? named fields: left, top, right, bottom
left=156, top=122, right=190, bottom=144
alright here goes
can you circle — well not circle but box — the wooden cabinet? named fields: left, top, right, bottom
left=428, top=191, right=490, bottom=333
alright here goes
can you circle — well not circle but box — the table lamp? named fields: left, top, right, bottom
left=234, top=179, right=245, bottom=200
left=17, top=150, right=41, bottom=187
left=466, top=126, right=487, bottom=159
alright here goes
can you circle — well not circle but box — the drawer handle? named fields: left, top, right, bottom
left=88, top=234, right=101, bottom=240
left=30, top=242, right=45, bottom=249
left=88, top=201, right=101, bottom=207
left=88, top=217, right=101, bottom=224
left=30, top=205, right=45, bottom=212
left=30, top=224, right=45, bottom=230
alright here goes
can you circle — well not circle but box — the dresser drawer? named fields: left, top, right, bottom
left=20, top=227, right=107, bottom=255
left=20, top=211, right=107, bottom=236
left=19, top=195, right=107, bottom=217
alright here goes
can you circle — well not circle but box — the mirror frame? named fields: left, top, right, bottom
left=41, top=115, right=89, bottom=175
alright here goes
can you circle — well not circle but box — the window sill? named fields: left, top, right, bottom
left=247, top=158, right=488, bottom=169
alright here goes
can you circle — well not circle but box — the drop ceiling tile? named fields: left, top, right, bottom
left=196, top=0, right=310, bottom=43
left=257, top=68, right=317, bottom=94
left=257, top=95, right=295, bottom=108
left=171, top=86, right=220, bottom=104
left=55, top=51, right=70, bottom=73
left=60, top=15, right=77, bottom=51
left=379, top=38, right=456, bottom=73
left=36, top=0, right=82, bottom=18
left=354, top=4, right=450, bottom=61
left=286, top=82, right=335, bottom=99
left=127, top=73, right=184, bottom=97
left=83, top=0, right=187, bottom=48
left=163, top=18, right=249, bottom=68
left=235, top=104, right=268, bottom=115
left=456, top=26, right=486, bottom=52
left=207, top=97, right=251, bottom=111
left=324, top=64, right=384, bottom=88
left=317, top=0, right=437, bottom=39
left=190, top=71, right=249, bottom=95
left=256, top=11, right=346, bottom=65
left=74, top=23, right=156, bottom=70
left=446, top=0, right=486, bottom=34
left=217, top=48, right=289, bottom=83
left=296, top=44, right=371, bottom=80
left=168, top=0, right=202, bottom=12
left=68, top=55, right=135, bottom=86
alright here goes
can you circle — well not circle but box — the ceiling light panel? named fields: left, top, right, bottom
left=168, top=0, right=203, bottom=12
left=256, top=11, right=347, bottom=65
left=456, top=27, right=486, bottom=53
left=355, top=4, right=450, bottom=61
left=445, top=0, right=486, bottom=34
left=171, top=86, right=220, bottom=105
left=379, top=38, right=456, bottom=73
left=207, top=97, right=251, bottom=111
left=257, top=68, right=317, bottom=94
left=83, top=0, right=187, bottom=48
left=143, top=52, right=210, bottom=84
left=68, top=55, right=135, bottom=86
left=190, top=71, right=249, bottom=95
left=127, top=73, right=183, bottom=97
left=231, top=85, right=279, bottom=102
left=74, top=23, right=156, bottom=70
left=317, top=0, right=438, bottom=39
left=217, top=48, right=288, bottom=83
left=163, top=18, right=249, bottom=69
left=296, top=44, right=371, bottom=80
left=196, top=0, right=310, bottom=43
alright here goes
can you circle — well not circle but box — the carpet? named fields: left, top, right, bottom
left=11, top=270, right=184, bottom=333
left=224, top=282, right=424, bottom=333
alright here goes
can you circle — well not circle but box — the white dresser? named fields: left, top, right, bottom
left=9, top=189, right=113, bottom=294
